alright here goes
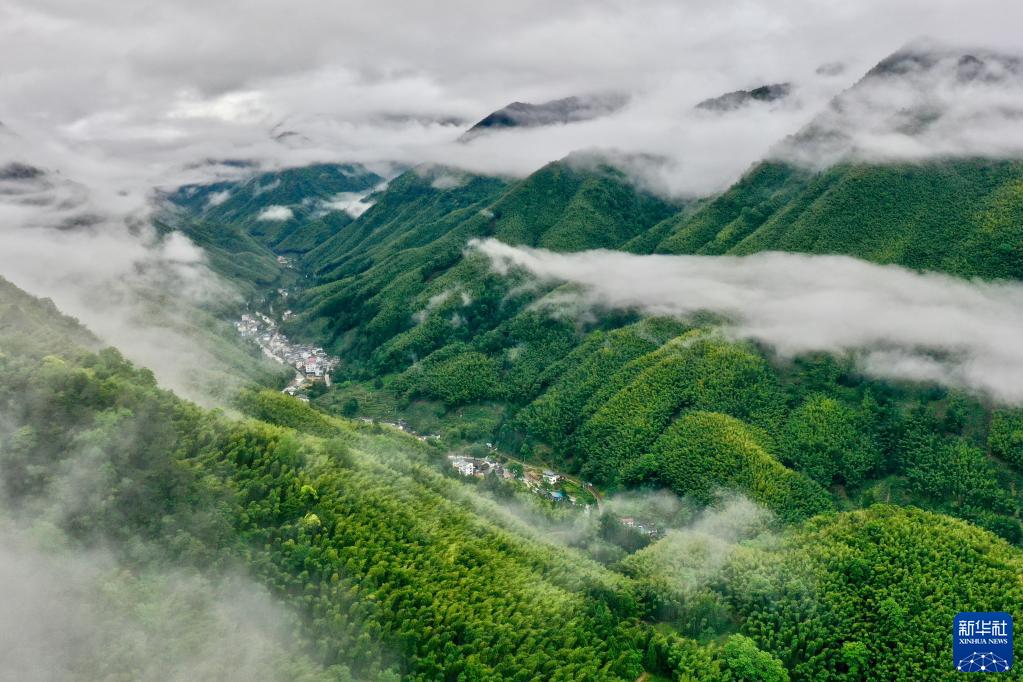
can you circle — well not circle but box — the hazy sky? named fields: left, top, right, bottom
left=3, top=0, right=1023, bottom=196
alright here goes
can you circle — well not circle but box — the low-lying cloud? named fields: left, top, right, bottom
left=622, top=495, right=776, bottom=591
left=320, top=190, right=376, bottom=218
left=0, top=130, right=262, bottom=403
left=776, top=44, right=1023, bottom=167
left=256, top=204, right=294, bottom=221
left=472, top=238, right=1023, bottom=402
left=0, top=528, right=322, bottom=682
left=207, top=189, right=231, bottom=206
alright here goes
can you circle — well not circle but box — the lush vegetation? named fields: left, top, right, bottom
left=170, top=152, right=1023, bottom=545
left=650, top=411, right=833, bottom=522
left=0, top=281, right=659, bottom=680
left=656, top=159, right=1023, bottom=281
left=148, top=104, right=1023, bottom=678
left=719, top=506, right=1023, bottom=680
left=7, top=274, right=1023, bottom=678
left=161, top=163, right=383, bottom=295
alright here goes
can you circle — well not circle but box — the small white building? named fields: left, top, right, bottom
left=542, top=470, right=562, bottom=485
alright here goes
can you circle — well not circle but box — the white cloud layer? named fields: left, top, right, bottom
left=0, top=529, right=316, bottom=681
left=321, top=190, right=377, bottom=218
left=775, top=45, right=1023, bottom=167
left=0, top=130, right=250, bottom=402
left=256, top=205, right=293, bottom=221
left=472, top=238, right=1023, bottom=403
left=1, top=1, right=1022, bottom=198
left=207, top=189, right=231, bottom=206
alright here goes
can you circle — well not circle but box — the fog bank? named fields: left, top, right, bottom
left=473, top=238, right=1023, bottom=402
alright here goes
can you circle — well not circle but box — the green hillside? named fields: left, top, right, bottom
left=164, top=149, right=1023, bottom=546
left=171, top=163, right=382, bottom=233
left=4, top=272, right=1022, bottom=680
left=162, top=163, right=385, bottom=295
left=0, top=276, right=99, bottom=355
left=288, top=160, right=677, bottom=362
left=653, top=157, right=1023, bottom=281
left=629, top=504, right=1023, bottom=680
left=0, top=278, right=651, bottom=680
left=724, top=505, right=1023, bottom=680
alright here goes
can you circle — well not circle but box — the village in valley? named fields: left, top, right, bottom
left=236, top=310, right=340, bottom=399
left=448, top=451, right=598, bottom=507
left=237, top=308, right=660, bottom=537
left=444, top=452, right=664, bottom=536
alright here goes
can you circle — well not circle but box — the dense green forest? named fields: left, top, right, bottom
left=131, top=54, right=1023, bottom=678
left=653, top=159, right=1023, bottom=281
left=167, top=150, right=1023, bottom=547
left=5, top=6, right=1023, bottom=675
left=3, top=275, right=1022, bottom=680
left=158, top=163, right=384, bottom=296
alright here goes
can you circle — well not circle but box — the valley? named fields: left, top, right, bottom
left=3, top=11, right=1023, bottom=679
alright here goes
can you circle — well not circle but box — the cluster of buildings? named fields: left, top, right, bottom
left=521, top=469, right=595, bottom=506
left=542, top=470, right=563, bottom=485
left=236, top=312, right=340, bottom=381
left=446, top=454, right=596, bottom=508
left=448, top=455, right=518, bottom=480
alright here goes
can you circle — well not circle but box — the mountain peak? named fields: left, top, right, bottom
left=460, top=93, right=628, bottom=141
left=696, top=82, right=792, bottom=112
left=775, top=42, right=1023, bottom=166
left=863, top=44, right=1022, bottom=83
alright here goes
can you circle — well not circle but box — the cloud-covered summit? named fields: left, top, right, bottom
left=696, top=83, right=792, bottom=112
left=460, top=93, right=628, bottom=141
left=2, top=1, right=1022, bottom=199
left=778, top=42, right=1023, bottom=167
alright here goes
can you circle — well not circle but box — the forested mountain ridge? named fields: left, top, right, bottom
left=166, top=149, right=1023, bottom=541
left=287, top=159, right=679, bottom=360
left=0, top=276, right=100, bottom=355
left=3, top=276, right=1022, bottom=679
left=139, top=44, right=1023, bottom=679
left=652, top=158, right=1023, bottom=280
left=162, top=52, right=1023, bottom=550
left=459, top=93, right=628, bottom=141
left=160, top=163, right=385, bottom=295
left=647, top=46, right=1023, bottom=278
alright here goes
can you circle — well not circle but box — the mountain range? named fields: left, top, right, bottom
left=4, top=42, right=1023, bottom=681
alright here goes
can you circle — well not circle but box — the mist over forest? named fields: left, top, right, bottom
left=2, top=2, right=1023, bottom=680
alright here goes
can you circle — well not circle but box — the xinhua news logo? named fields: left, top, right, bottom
left=954, top=612, right=1013, bottom=673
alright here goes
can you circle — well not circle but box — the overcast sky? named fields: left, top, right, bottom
left=3, top=0, right=1023, bottom=197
